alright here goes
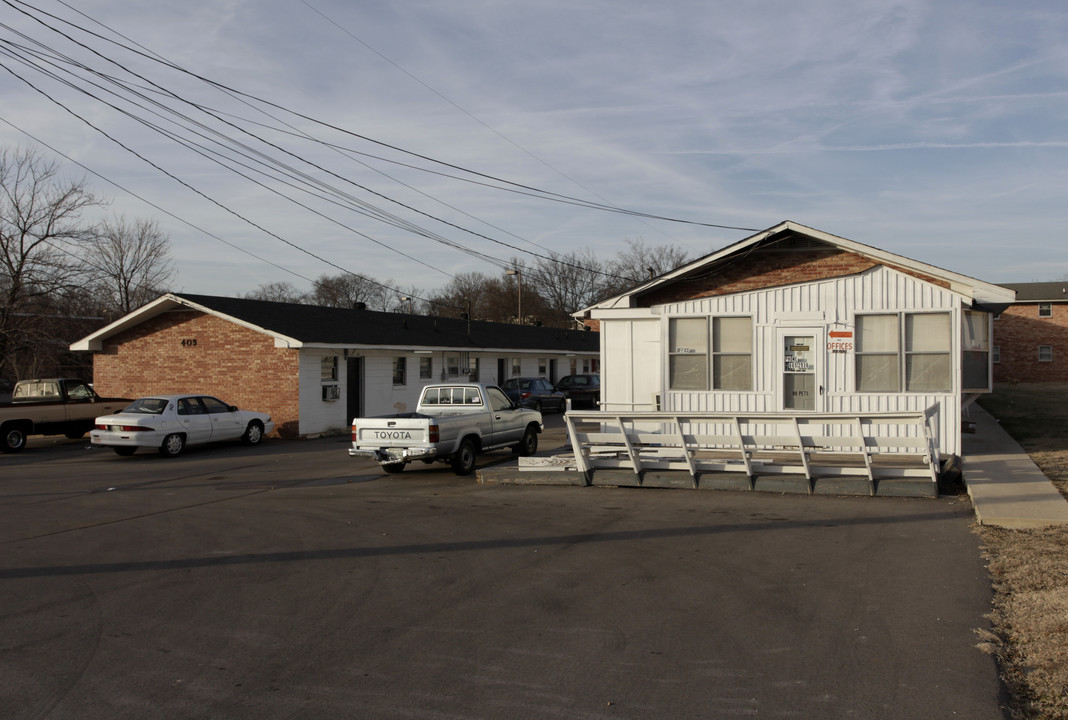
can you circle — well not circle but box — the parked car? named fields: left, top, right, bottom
left=501, top=377, right=566, bottom=413
left=554, top=374, right=600, bottom=409
left=91, top=394, right=276, bottom=457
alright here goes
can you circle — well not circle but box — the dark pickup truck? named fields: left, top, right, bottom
left=0, top=378, right=130, bottom=452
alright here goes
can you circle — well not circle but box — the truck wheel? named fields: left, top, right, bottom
left=451, top=439, right=477, bottom=475
left=159, top=433, right=185, bottom=458
left=1, top=423, right=28, bottom=453
left=382, top=462, right=406, bottom=474
left=513, top=425, right=539, bottom=456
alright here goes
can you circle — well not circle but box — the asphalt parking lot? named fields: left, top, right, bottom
left=1, top=419, right=1007, bottom=719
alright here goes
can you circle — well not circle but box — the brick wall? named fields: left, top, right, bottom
left=92, top=310, right=302, bottom=436
left=993, top=302, right=1068, bottom=383
left=637, top=247, right=949, bottom=307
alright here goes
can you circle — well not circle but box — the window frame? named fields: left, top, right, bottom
left=321, top=355, right=338, bottom=382
left=1039, top=302, right=1052, bottom=318
left=1039, top=345, right=1054, bottom=362
left=392, top=356, right=407, bottom=386
left=668, top=316, right=754, bottom=392
left=854, top=311, right=952, bottom=393
left=668, top=317, right=709, bottom=391
left=419, top=356, right=433, bottom=380
left=712, top=316, right=754, bottom=391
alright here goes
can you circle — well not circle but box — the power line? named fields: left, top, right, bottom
left=2, top=0, right=759, bottom=294
left=10, top=0, right=759, bottom=234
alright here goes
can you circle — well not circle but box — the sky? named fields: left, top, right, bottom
left=2, top=0, right=1067, bottom=303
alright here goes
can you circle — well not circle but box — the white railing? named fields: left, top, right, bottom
left=562, top=408, right=940, bottom=493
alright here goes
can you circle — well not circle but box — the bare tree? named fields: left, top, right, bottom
left=601, top=238, right=692, bottom=297
left=0, top=146, right=102, bottom=380
left=88, top=216, right=175, bottom=317
left=310, top=272, right=389, bottom=310
left=526, top=248, right=609, bottom=327
left=244, top=281, right=309, bottom=304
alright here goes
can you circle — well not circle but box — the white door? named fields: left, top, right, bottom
left=779, top=329, right=824, bottom=412
left=202, top=395, right=245, bottom=440
left=176, top=397, right=214, bottom=443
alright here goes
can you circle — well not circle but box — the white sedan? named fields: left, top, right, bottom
left=92, top=394, right=276, bottom=457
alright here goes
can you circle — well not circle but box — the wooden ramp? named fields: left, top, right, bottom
left=552, top=409, right=941, bottom=496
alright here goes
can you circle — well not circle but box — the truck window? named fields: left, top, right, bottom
left=14, top=381, right=60, bottom=399
left=463, top=388, right=482, bottom=404
left=66, top=382, right=91, bottom=400
left=488, top=387, right=512, bottom=411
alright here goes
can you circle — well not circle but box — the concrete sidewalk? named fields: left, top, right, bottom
left=963, top=404, right=1068, bottom=529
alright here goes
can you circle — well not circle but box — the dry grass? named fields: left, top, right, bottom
left=976, top=384, right=1068, bottom=719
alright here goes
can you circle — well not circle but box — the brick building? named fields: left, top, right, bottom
left=71, top=294, right=599, bottom=438
left=577, top=221, right=1014, bottom=465
left=993, top=282, right=1068, bottom=383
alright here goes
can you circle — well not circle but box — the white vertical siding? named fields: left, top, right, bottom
left=298, top=350, right=347, bottom=436
left=642, top=266, right=966, bottom=458
left=602, top=319, right=661, bottom=411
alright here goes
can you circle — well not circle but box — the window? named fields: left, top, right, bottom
left=905, top=313, right=951, bottom=392
left=669, top=318, right=708, bottom=390
left=962, top=311, right=991, bottom=390
left=468, top=356, right=479, bottom=381
left=393, top=357, right=406, bottom=385
left=538, top=358, right=548, bottom=375
left=993, top=345, right=1001, bottom=364
left=713, top=317, right=753, bottom=390
left=177, top=397, right=203, bottom=415
left=668, top=317, right=753, bottom=391
left=856, top=315, right=900, bottom=391
left=1039, top=345, right=1054, bottom=362
left=445, top=354, right=460, bottom=376
left=856, top=313, right=951, bottom=392
left=419, top=356, right=433, bottom=379
left=321, top=356, right=338, bottom=381
left=511, top=358, right=521, bottom=377
left=201, top=396, right=231, bottom=413
left=1039, top=303, right=1052, bottom=318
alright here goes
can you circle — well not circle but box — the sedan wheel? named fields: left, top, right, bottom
left=241, top=420, right=264, bottom=446
left=159, top=433, right=185, bottom=458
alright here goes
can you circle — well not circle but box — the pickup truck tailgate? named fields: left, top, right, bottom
left=354, top=419, right=430, bottom=447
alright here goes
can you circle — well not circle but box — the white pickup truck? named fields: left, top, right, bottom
left=349, top=383, right=543, bottom=475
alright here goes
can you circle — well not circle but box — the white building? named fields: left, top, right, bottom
left=72, top=294, right=599, bottom=438
left=579, top=221, right=1014, bottom=468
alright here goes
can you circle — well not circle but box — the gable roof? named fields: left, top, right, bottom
left=580, top=221, right=1015, bottom=314
left=998, top=282, right=1068, bottom=302
left=71, top=293, right=600, bottom=353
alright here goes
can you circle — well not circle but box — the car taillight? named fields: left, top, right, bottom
left=352, top=424, right=357, bottom=442
left=521, top=392, right=531, bottom=399
left=115, top=426, right=151, bottom=432
left=95, top=424, right=107, bottom=430
left=429, top=424, right=439, bottom=443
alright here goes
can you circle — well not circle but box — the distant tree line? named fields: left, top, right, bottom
left=0, top=146, right=174, bottom=382
left=246, top=240, right=693, bottom=329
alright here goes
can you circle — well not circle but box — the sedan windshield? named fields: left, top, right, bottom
left=123, top=398, right=169, bottom=415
